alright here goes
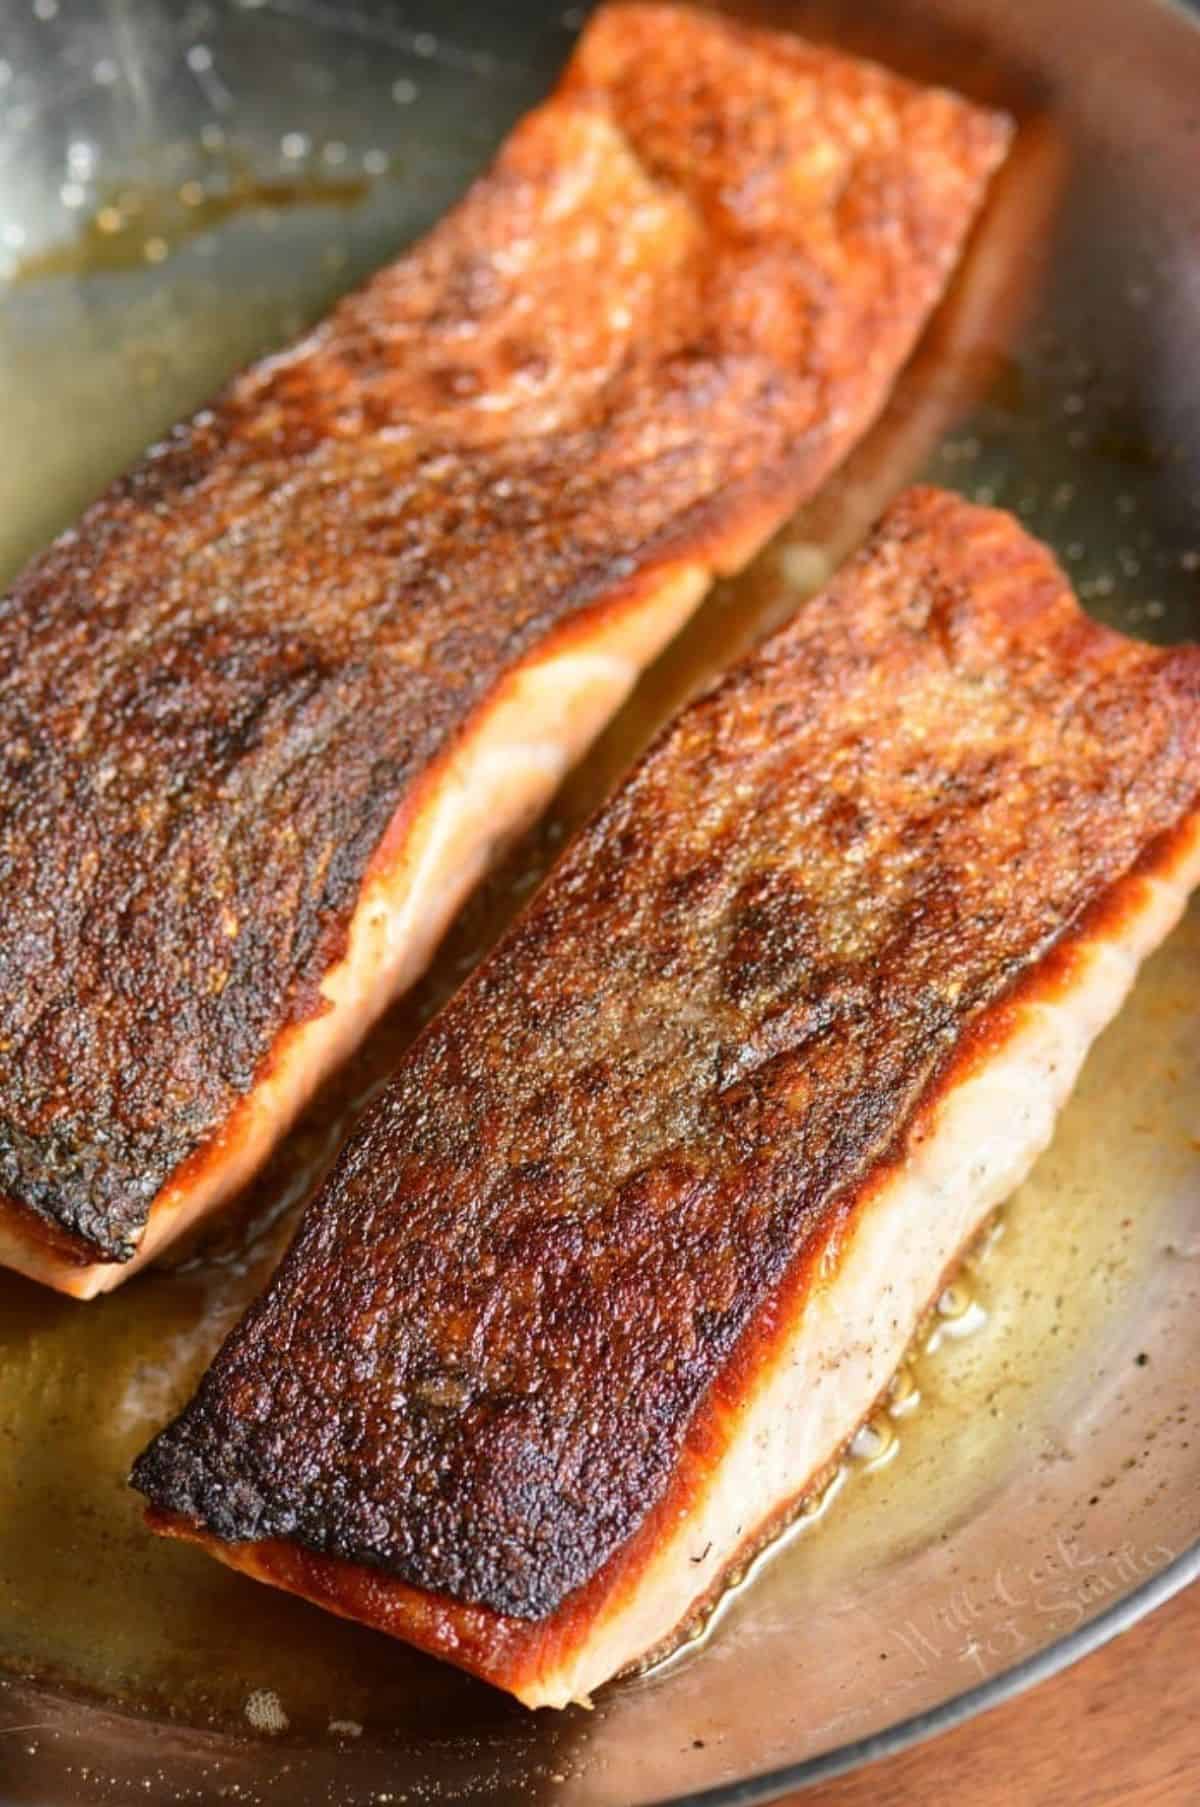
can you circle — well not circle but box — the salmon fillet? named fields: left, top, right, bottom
left=134, top=488, right=1200, bottom=1706
left=0, top=4, right=1009, bottom=1297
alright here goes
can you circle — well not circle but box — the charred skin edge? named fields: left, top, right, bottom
left=0, top=6, right=1013, bottom=1289
left=144, top=810, right=1200, bottom=1706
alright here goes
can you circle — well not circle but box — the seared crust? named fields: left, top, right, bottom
left=0, top=4, right=1008, bottom=1263
left=134, top=488, right=1200, bottom=1626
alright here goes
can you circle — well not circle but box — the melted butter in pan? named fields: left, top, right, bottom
left=2, top=152, right=1199, bottom=1738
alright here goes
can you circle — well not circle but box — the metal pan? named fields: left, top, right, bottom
left=1, top=2, right=1198, bottom=1801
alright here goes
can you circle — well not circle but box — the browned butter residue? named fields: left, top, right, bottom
left=14, top=164, right=371, bottom=282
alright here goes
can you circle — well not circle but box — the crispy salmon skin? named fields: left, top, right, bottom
left=0, top=4, right=1009, bottom=1294
left=135, top=489, right=1200, bottom=1706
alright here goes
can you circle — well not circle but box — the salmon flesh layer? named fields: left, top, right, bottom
left=0, top=4, right=1009, bottom=1295
left=134, top=488, right=1200, bottom=1705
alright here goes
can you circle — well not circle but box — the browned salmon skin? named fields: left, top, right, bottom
left=0, top=4, right=1009, bottom=1295
left=134, top=488, right=1200, bottom=1706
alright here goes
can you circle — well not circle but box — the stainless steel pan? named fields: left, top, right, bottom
left=1, top=2, right=1198, bottom=1801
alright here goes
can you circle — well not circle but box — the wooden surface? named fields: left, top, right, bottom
left=793, top=1577, right=1200, bottom=1806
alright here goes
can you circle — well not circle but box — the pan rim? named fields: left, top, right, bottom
left=648, top=1543, right=1200, bottom=1804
